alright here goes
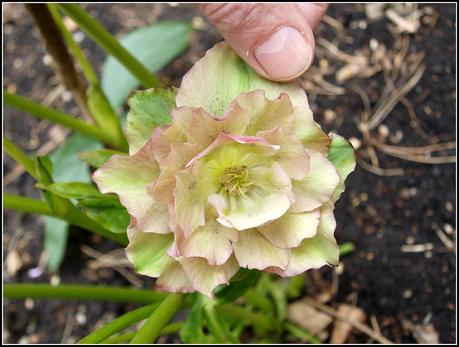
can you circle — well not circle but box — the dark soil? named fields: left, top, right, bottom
left=3, top=3, right=456, bottom=344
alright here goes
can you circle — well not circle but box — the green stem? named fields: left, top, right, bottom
left=101, top=322, right=184, bottom=344
left=58, top=4, right=159, bottom=88
left=79, top=304, right=159, bottom=344
left=3, top=194, right=52, bottom=216
left=285, top=322, right=321, bottom=344
left=4, top=193, right=127, bottom=245
left=130, top=294, right=183, bottom=344
left=204, top=303, right=239, bottom=343
left=3, top=137, right=39, bottom=180
left=47, top=4, right=98, bottom=84
left=4, top=284, right=167, bottom=303
left=4, top=92, right=118, bottom=149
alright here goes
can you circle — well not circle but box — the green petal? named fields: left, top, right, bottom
left=290, top=150, right=340, bottom=213
left=176, top=42, right=309, bottom=116
left=257, top=210, right=320, bottom=249
left=126, top=224, right=174, bottom=277
left=232, top=229, right=291, bottom=270
left=93, top=140, right=170, bottom=233
left=126, top=87, right=176, bottom=155
left=327, top=134, right=356, bottom=203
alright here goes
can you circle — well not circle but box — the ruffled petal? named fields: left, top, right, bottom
left=179, top=256, right=239, bottom=298
left=93, top=139, right=169, bottom=233
left=126, top=223, right=174, bottom=277
left=232, top=229, right=291, bottom=270
left=258, top=127, right=310, bottom=180
left=257, top=210, right=320, bottom=248
left=292, top=107, right=331, bottom=155
left=156, top=261, right=195, bottom=294
left=270, top=202, right=339, bottom=277
left=176, top=42, right=310, bottom=116
left=176, top=218, right=238, bottom=265
left=290, top=150, right=340, bottom=213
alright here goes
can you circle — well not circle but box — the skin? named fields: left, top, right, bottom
left=200, top=3, right=328, bottom=82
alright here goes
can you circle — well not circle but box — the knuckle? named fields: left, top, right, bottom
left=202, top=3, right=260, bottom=31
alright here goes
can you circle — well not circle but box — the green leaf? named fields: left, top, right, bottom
left=43, top=134, right=102, bottom=272
left=79, top=148, right=127, bottom=168
left=36, top=182, right=105, bottom=200
left=126, top=87, right=176, bottom=154
left=286, top=274, right=305, bottom=300
left=77, top=198, right=129, bottom=234
left=215, top=269, right=260, bottom=305
left=101, top=21, right=192, bottom=111
left=44, top=217, right=69, bottom=273
left=327, top=133, right=356, bottom=202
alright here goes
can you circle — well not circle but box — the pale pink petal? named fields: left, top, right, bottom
left=270, top=202, right=339, bottom=277
left=176, top=218, right=238, bottom=265
left=232, top=229, right=291, bottom=270
left=293, top=107, right=331, bottom=155
left=179, top=256, right=239, bottom=298
left=289, top=150, right=340, bottom=213
left=156, top=261, right=194, bottom=294
left=258, top=127, right=310, bottom=180
left=257, top=210, right=320, bottom=248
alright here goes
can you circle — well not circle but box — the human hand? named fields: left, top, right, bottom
left=200, top=3, right=328, bottom=82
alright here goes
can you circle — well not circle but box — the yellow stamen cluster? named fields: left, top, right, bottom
left=219, top=165, right=252, bottom=196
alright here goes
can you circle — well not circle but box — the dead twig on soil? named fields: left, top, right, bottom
left=357, top=158, right=405, bottom=177
left=302, top=298, right=394, bottom=344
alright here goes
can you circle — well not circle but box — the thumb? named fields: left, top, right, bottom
left=200, top=3, right=328, bottom=82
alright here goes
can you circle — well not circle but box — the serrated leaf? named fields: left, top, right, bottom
left=77, top=197, right=129, bottom=234
left=101, top=21, right=193, bottom=110
left=126, top=87, right=176, bottom=154
left=327, top=134, right=356, bottom=202
left=79, top=149, right=127, bottom=168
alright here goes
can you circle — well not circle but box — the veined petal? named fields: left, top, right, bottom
left=258, top=127, right=310, bottom=180
left=290, top=150, right=340, bottom=213
left=257, top=210, right=320, bottom=248
left=156, top=261, right=195, bottom=294
left=93, top=140, right=169, bottom=233
left=177, top=218, right=238, bottom=265
left=179, top=256, right=239, bottom=298
left=126, top=223, right=174, bottom=277
left=270, top=202, right=339, bottom=277
left=236, top=90, right=294, bottom=135
left=232, top=229, right=291, bottom=270
left=174, top=167, right=213, bottom=237
left=293, top=107, right=331, bottom=155
left=176, top=42, right=310, bottom=117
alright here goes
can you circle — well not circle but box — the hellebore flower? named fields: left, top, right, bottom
left=93, top=42, right=355, bottom=297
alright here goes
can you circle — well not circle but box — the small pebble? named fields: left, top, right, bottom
left=403, top=289, right=413, bottom=299
left=25, top=298, right=34, bottom=310
left=50, top=274, right=60, bottom=287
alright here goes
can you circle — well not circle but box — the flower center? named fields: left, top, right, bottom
left=219, top=165, right=252, bottom=196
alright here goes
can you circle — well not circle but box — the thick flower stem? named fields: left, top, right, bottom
left=4, top=92, right=118, bottom=149
left=4, top=193, right=128, bottom=245
left=130, top=294, right=183, bottom=344
left=3, top=137, right=39, bottom=181
left=57, top=4, right=160, bottom=89
left=25, top=4, right=91, bottom=120
left=4, top=284, right=167, bottom=303
left=79, top=304, right=159, bottom=344
left=47, top=4, right=98, bottom=84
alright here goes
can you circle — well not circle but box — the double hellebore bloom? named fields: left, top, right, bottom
left=94, top=42, right=355, bottom=297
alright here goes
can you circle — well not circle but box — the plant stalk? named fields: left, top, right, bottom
left=57, top=4, right=160, bottom=88
left=25, top=4, right=91, bottom=119
left=130, top=294, right=183, bottom=344
left=3, top=137, right=39, bottom=180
